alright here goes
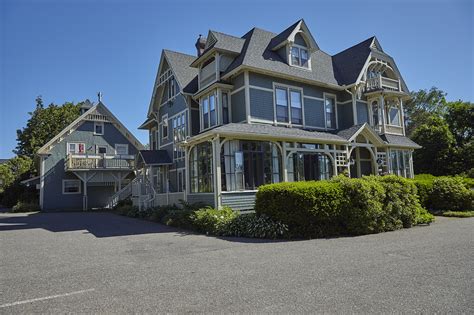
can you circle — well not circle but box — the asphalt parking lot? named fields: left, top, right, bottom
left=0, top=211, right=472, bottom=313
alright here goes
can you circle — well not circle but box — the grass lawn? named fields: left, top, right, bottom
left=435, top=211, right=474, bottom=218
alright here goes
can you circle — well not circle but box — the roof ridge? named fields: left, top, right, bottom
left=209, top=30, right=245, bottom=40
left=163, top=49, right=196, bottom=59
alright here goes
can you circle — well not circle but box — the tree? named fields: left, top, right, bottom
left=404, top=87, right=448, bottom=136
left=15, top=96, right=82, bottom=172
left=0, top=156, right=32, bottom=193
left=411, top=116, right=455, bottom=176
left=445, top=101, right=474, bottom=146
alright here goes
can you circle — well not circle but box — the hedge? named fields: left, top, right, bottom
left=255, top=175, right=434, bottom=238
left=412, top=174, right=474, bottom=211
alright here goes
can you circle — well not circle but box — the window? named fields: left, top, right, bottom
left=222, top=92, right=229, bottom=124
left=94, top=122, right=104, bottom=135
left=287, top=152, right=333, bottom=182
left=372, top=101, right=379, bottom=127
left=275, top=87, right=303, bottom=125
left=96, top=146, right=107, bottom=154
left=167, top=77, right=177, bottom=100
left=115, top=144, right=128, bottom=155
left=290, top=90, right=302, bottom=125
left=221, top=140, right=281, bottom=191
left=177, top=169, right=185, bottom=192
left=201, top=92, right=218, bottom=130
left=162, top=114, right=168, bottom=139
left=203, top=97, right=209, bottom=129
left=324, top=95, right=336, bottom=129
left=275, top=88, right=288, bottom=123
left=189, top=142, right=213, bottom=193
left=63, top=180, right=81, bottom=194
left=173, top=112, right=186, bottom=160
left=386, top=102, right=401, bottom=126
left=390, top=149, right=412, bottom=178
left=290, top=45, right=309, bottom=68
left=67, top=143, right=85, bottom=155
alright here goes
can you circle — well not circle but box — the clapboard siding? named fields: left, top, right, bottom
left=221, top=191, right=256, bottom=211
left=187, top=193, right=215, bottom=207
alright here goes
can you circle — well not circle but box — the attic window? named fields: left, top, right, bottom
left=290, top=45, right=309, bottom=69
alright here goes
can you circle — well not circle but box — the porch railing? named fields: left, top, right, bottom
left=365, top=75, right=401, bottom=92
left=65, top=154, right=135, bottom=171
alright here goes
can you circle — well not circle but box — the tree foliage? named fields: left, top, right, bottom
left=0, top=156, right=33, bottom=193
left=15, top=96, right=82, bottom=160
left=407, top=88, right=473, bottom=176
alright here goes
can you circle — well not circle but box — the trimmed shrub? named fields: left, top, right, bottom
left=255, top=181, right=345, bottom=237
left=190, top=206, right=237, bottom=235
left=222, top=213, right=289, bottom=239
left=430, top=177, right=473, bottom=211
left=161, top=209, right=194, bottom=229
left=255, top=175, right=434, bottom=238
left=11, top=201, right=40, bottom=213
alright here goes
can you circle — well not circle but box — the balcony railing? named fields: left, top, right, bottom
left=65, top=154, right=135, bottom=171
left=365, top=75, right=401, bottom=92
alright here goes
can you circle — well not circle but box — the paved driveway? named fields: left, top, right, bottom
left=0, top=212, right=472, bottom=313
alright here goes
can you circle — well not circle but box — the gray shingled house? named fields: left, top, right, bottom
left=37, top=101, right=144, bottom=211
left=126, top=19, right=419, bottom=211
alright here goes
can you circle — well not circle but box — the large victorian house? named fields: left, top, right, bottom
left=131, top=19, right=420, bottom=210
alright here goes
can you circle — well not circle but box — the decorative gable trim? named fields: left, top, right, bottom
left=271, top=19, right=319, bottom=52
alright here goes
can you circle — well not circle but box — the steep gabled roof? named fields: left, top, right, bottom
left=208, top=30, right=246, bottom=54
left=269, top=19, right=319, bottom=51
left=332, top=37, right=374, bottom=86
left=37, top=102, right=144, bottom=155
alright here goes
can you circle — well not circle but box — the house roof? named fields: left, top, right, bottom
left=381, top=134, right=421, bottom=149
left=337, top=124, right=367, bottom=140
left=209, top=30, right=246, bottom=54
left=332, top=37, right=374, bottom=86
left=185, top=123, right=348, bottom=144
left=163, top=50, right=198, bottom=90
left=37, top=102, right=144, bottom=155
left=223, top=27, right=340, bottom=87
left=337, top=123, right=386, bottom=146
left=268, top=20, right=302, bottom=50
left=138, top=150, right=172, bottom=165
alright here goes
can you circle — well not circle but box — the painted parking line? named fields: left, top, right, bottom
left=0, top=288, right=95, bottom=308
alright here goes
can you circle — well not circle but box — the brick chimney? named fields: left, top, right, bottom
left=195, top=34, right=206, bottom=57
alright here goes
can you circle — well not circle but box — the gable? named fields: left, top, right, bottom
left=38, top=103, right=143, bottom=155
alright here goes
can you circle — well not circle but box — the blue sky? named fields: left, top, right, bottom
left=0, top=0, right=472, bottom=159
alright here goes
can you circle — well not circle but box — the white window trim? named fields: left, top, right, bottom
left=323, top=92, right=338, bottom=130
left=67, top=142, right=86, bottom=155
left=94, top=121, right=104, bottom=135
left=288, top=44, right=311, bottom=70
left=115, top=144, right=129, bottom=155
left=62, top=179, right=81, bottom=195
left=272, top=83, right=305, bottom=127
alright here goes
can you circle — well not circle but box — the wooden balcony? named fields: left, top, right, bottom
left=365, top=75, right=401, bottom=93
left=65, top=154, right=135, bottom=171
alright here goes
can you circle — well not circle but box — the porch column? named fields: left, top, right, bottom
left=379, top=94, right=386, bottom=134
left=184, top=147, right=190, bottom=201
left=356, top=148, right=361, bottom=178
left=282, top=141, right=288, bottom=182
left=213, top=136, right=222, bottom=209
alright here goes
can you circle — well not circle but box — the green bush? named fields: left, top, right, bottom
left=11, top=201, right=40, bottom=213
left=190, top=206, right=237, bottom=235
left=255, top=181, right=345, bottom=237
left=161, top=209, right=194, bottom=229
left=223, top=213, right=289, bottom=239
left=430, top=177, right=473, bottom=211
left=255, top=175, right=434, bottom=238
left=148, top=205, right=176, bottom=222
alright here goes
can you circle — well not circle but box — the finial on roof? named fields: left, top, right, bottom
left=98, top=92, right=103, bottom=102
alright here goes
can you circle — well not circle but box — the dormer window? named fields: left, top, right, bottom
left=290, top=45, right=309, bottom=68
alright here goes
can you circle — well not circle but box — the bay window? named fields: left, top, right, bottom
left=386, top=101, right=401, bottom=126
left=222, top=92, right=229, bottom=124
left=324, top=94, right=336, bottom=129
left=390, top=149, right=412, bottom=178
left=275, top=86, right=303, bottom=125
left=173, top=112, right=186, bottom=160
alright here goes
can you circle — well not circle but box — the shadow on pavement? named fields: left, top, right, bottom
left=0, top=211, right=192, bottom=238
